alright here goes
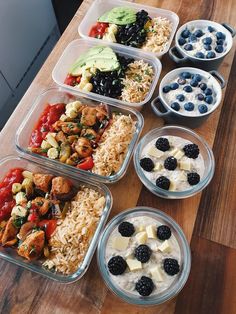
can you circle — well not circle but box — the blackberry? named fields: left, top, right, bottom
left=134, top=245, right=152, bottom=263
left=135, top=276, right=154, bottom=296
left=183, top=144, right=199, bottom=159
left=164, top=156, right=177, bottom=171
left=118, top=221, right=135, bottom=237
left=108, top=256, right=127, bottom=275
left=155, top=137, right=170, bottom=152
left=157, top=225, right=171, bottom=240
left=156, top=176, right=170, bottom=190
left=187, top=172, right=200, bottom=185
left=163, top=258, right=180, bottom=276
left=140, top=158, right=154, bottom=172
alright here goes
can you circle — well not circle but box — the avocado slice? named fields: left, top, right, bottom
left=69, top=46, right=120, bottom=75
left=98, top=7, right=136, bottom=25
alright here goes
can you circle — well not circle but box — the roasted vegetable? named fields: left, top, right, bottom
left=59, top=142, right=71, bottom=163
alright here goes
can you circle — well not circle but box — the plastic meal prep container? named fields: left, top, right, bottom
left=15, top=87, right=144, bottom=184
left=52, top=38, right=162, bottom=111
left=0, top=155, right=113, bottom=283
left=78, top=0, right=179, bottom=59
left=169, top=20, right=236, bottom=71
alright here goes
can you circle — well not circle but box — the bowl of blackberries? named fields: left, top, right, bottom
left=97, top=206, right=191, bottom=305
left=134, top=125, right=215, bottom=199
left=151, top=67, right=225, bottom=128
left=169, top=20, right=235, bottom=70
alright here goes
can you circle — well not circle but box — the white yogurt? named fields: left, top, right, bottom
left=105, top=215, right=181, bottom=296
left=141, top=136, right=205, bottom=191
left=163, top=74, right=217, bottom=116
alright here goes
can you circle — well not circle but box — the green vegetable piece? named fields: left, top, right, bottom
left=98, top=7, right=136, bottom=25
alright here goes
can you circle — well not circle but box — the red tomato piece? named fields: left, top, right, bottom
left=64, top=74, right=78, bottom=86
left=38, top=220, right=57, bottom=239
left=89, top=22, right=109, bottom=38
left=76, top=156, right=94, bottom=170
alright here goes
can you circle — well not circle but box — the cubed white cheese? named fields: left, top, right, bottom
left=15, top=192, right=27, bottom=205
left=158, top=240, right=172, bottom=253
left=47, top=147, right=59, bottom=159
left=179, top=160, right=191, bottom=171
left=147, top=146, right=164, bottom=158
left=41, top=140, right=52, bottom=150
left=11, top=205, right=28, bottom=217
left=150, top=266, right=164, bottom=282
left=126, top=258, right=142, bottom=271
left=136, top=231, right=147, bottom=244
left=146, top=225, right=157, bottom=239
left=112, top=236, right=130, bottom=251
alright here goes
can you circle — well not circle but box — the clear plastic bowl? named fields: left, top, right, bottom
left=52, top=38, right=162, bottom=110
left=78, top=0, right=179, bottom=59
left=0, top=155, right=113, bottom=283
left=15, top=87, right=144, bottom=184
left=97, top=207, right=191, bottom=305
left=133, top=126, right=215, bottom=199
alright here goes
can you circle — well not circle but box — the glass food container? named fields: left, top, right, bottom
left=15, top=87, right=144, bottom=184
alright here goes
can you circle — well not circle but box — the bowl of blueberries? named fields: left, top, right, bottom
left=169, top=20, right=235, bottom=70
left=151, top=67, right=225, bottom=128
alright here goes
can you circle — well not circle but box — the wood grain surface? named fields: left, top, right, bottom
left=0, top=0, right=235, bottom=313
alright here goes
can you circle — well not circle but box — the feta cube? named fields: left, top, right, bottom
left=11, top=205, right=28, bottom=217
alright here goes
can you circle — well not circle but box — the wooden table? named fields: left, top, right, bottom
left=0, top=1, right=236, bottom=313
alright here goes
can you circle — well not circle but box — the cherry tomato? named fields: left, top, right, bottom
left=38, top=220, right=57, bottom=239
left=76, top=156, right=94, bottom=170
left=89, top=22, right=109, bottom=38
left=28, top=212, right=39, bottom=223
left=64, top=74, right=79, bottom=86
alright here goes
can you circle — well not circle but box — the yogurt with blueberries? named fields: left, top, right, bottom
left=178, top=25, right=227, bottom=59
left=106, top=215, right=181, bottom=297
left=139, top=136, right=205, bottom=191
left=162, top=71, right=217, bottom=116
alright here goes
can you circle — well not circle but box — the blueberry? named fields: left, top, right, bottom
left=216, top=32, right=226, bottom=40
left=202, top=37, right=212, bottom=45
left=170, top=82, right=179, bottom=90
left=216, top=39, right=224, bottom=45
left=204, top=45, right=212, bottom=51
left=163, top=85, right=171, bottom=93
left=190, top=79, right=199, bottom=87
left=215, top=45, right=224, bottom=53
left=192, top=74, right=202, bottom=82
left=184, top=43, right=193, bottom=51
left=181, top=29, right=191, bottom=38
left=177, top=77, right=186, bottom=85
left=204, top=88, right=213, bottom=95
left=198, top=104, right=208, bottom=113
left=208, top=26, right=215, bottom=33
left=176, top=94, right=185, bottom=102
left=206, top=51, right=216, bottom=58
left=199, top=83, right=207, bottom=90
left=178, top=37, right=186, bottom=46
left=205, top=95, right=213, bottom=104
left=194, top=29, right=204, bottom=37
left=183, top=85, right=193, bottom=93
left=197, top=93, right=204, bottom=101
left=184, top=102, right=194, bottom=111
left=189, top=34, right=197, bottom=42
left=195, top=52, right=205, bottom=59
left=171, top=102, right=180, bottom=111
left=180, top=72, right=191, bottom=79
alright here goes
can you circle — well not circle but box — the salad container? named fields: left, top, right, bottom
left=0, top=155, right=113, bottom=283
left=97, top=207, right=191, bottom=305
left=15, top=87, right=144, bottom=184
left=169, top=20, right=236, bottom=70
left=134, top=126, right=215, bottom=199
left=78, top=0, right=179, bottom=59
left=151, top=67, right=225, bottom=128
left=52, top=38, right=162, bottom=111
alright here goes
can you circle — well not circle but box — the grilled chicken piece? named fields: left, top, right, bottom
left=55, top=131, right=67, bottom=143
left=96, top=104, right=108, bottom=121
left=80, top=128, right=99, bottom=142
left=33, top=173, right=53, bottom=193
left=51, top=177, right=71, bottom=195
left=81, top=107, right=97, bottom=126
left=31, top=197, right=50, bottom=216
left=74, top=137, right=93, bottom=158
left=18, top=222, right=36, bottom=241
left=1, top=217, right=18, bottom=246
left=53, top=121, right=81, bottom=135
left=18, top=230, right=45, bottom=260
